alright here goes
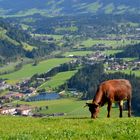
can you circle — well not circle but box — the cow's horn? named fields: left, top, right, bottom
left=84, top=102, right=90, bottom=107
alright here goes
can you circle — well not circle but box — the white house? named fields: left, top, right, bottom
left=0, top=107, right=16, bottom=115
left=16, top=107, right=32, bottom=116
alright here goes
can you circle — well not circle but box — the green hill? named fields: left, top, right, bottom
left=0, top=19, right=34, bottom=61
left=0, top=0, right=139, bottom=17
left=0, top=18, right=59, bottom=64
left=0, top=58, right=72, bottom=83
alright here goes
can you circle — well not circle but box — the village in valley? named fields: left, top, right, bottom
left=0, top=4, right=140, bottom=118
left=0, top=44, right=140, bottom=116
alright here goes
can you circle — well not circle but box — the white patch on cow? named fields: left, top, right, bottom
left=120, top=100, right=123, bottom=106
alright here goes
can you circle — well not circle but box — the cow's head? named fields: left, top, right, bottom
left=86, top=102, right=99, bottom=119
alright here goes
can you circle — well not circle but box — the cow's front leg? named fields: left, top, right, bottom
left=119, top=100, right=123, bottom=117
left=107, top=101, right=112, bottom=118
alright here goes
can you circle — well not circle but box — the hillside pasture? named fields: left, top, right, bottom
left=32, top=34, right=63, bottom=41
left=103, top=50, right=122, bottom=56
left=0, top=63, right=17, bottom=74
left=106, top=70, right=140, bottom=77
left=0, top=27, right=20, bottom=46
left=81, top=38, right=140, bottom=48
left=63, top=51, right=94, bottom=57
left=0, top=58, right=73, bottom=83
left=55, top=26, right=78, bottom=32
left=15, top=98, right=129, bottom=118
left=21, top=42, right=36, bottom=51
left=38, top=70, right=77, bottom=91
left=0, top=58, right=32, bottom=74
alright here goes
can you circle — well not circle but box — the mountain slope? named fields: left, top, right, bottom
left=0, top=18, right=59, bottom=64
left=0, top=0, right=139, bottom=17
left=0, top=19, right=38, bottom=61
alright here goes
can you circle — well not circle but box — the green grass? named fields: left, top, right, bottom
left=0, top=58, right=73, bottom=83
left=0, top=114, right=139, bottom=139
left=15, top=98, right=89, bottom=116
left=122, top=57, right=138, bottom=61
left=21, top=24, right=30, bottom=30
left=32, top=34, right=63, bottom=41
left=0, top=63, right=16, bottom=74
left=104, top=3, right=115, bottom=14
left=14, top=98, right=128, bottom=118
left=21, top=42, right=36, bottom=51
left=1, top=98, right=139, bottom=139
left=63, top=51, right=93, bottom=57
left=55, top=26, right=78, bottom=32
left=81, top=39, right=140, bottom=48
left=0, top=58, right=32, bottom=74
left=107, top=70, right=140, bottom=77
left=86, top=2, right=102, bottom=13
left=38, top=70, right=77, bottom=91
left=11, top=8, right=48, bottom=17
left=0, top=27, right=20, bottom=46
left=103, top=50, right=122, bottom=55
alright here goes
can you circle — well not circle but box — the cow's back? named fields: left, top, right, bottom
left=101, top=79, right=132, bottom=101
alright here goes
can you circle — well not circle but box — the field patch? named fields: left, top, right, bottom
left=38, top=70, right=77, bottom=91
left=106, top=69, right=140, bottom=77
left=63, top=51, right=93, bottom=57
left=15, top=99, right=129, bottom=118
left=81, top=38, right=140, bottom=48
left=0, top=58, right=73, bottom=83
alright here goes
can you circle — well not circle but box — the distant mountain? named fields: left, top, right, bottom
left=0, top=0, right=139, bottom=17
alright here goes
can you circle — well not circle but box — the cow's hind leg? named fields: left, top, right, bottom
left=107, top=101, right=112, bottom=118
left=119, top=101, right=123, bottom=117
left=127, top=98, right=131, bottom=117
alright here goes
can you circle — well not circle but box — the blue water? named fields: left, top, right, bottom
left=26, top=92, right=60, bottom=101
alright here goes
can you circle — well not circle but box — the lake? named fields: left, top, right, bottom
left=26, top=92, right=60, bottom=101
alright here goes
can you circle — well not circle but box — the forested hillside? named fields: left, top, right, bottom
left=0, top=18, right=58, bottom=64
left=116, top=43, right=140, bottom=59
left=0, top=0, right=139, bottom=17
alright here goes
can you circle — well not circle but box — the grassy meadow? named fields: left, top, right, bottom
left=14, top=98, right=129, bottom=118
left=2, top=99, right=140, bottom=140
left=0, top=58, right=32, bottom=74
left=107, top=69, right=140, bottom=77
left=0, top=58, right=73, bottom=84
left=81, top=38, right=140, bottom=48
left=0, top=112, right=140, bottom=139
left=63, top=51, right=94, bottom=57
left=38, top=70, right=78, bottom=91
left=103, top=50, right=122, bottom=56
left=0, top=99, right=140, bottom=140
left=32, top=34, right=63, bottom=41
left=55, top=26, right=78, bottom=32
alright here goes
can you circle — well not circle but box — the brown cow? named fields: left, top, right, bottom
left=86, top=79, right=132, bottom=119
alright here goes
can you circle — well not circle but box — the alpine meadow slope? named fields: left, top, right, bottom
left=0, top=0, right=139, bottom=17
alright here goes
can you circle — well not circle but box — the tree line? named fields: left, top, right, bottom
left=116, top=43, right=140, bottom=59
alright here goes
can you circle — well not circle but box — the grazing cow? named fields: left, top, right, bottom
left=86, top=79, right=132, bottom=119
